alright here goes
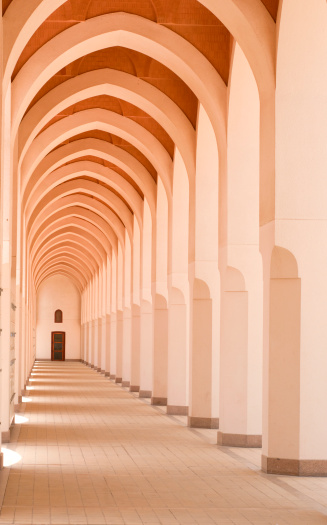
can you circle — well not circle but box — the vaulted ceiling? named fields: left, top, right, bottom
left=8, top=0, right=279, bottom=290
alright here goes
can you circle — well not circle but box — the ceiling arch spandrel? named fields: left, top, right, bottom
left=260, top=0, right=278, bottom=21
left=84, top=0, right=157, bottom=22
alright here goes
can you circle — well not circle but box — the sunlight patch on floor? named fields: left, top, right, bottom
left=1, top=448, right=22, bottom=467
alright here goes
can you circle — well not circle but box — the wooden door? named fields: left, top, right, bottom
left=51, top=331, right=65, bottom=361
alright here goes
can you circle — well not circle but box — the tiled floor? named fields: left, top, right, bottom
left=0, top=362, right=326, bottom=524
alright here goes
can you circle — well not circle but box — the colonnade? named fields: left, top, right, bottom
left=0, top=0, right=326, bottom=477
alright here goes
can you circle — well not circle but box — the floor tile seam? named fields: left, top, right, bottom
left=1, top=503, right=327, bottom=512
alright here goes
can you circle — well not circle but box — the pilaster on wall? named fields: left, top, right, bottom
left=130, top=304, right=140, bottom=392
left=151, top=293, right=168, bottom=406
left=1, top=78, right=14, bottom=441
left=187, top=104, right=220, bottom=429
left=262, top=0, right=327, bottom=475
left=0, top=4, right=3, bottom=464
left=219, top=44, right=263, bottom=443
left=166, top=149, right=189, bottom=415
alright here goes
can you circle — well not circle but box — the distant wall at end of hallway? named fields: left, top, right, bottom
left=36, top=274, right=81, bottom=360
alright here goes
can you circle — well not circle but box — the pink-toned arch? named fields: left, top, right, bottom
left=32, top=233, right=104, bottom=277
left=35, top=267, right=83, bottom=294
left=20, top=108, right=171, bottom=201
left=29, top=207, right=117, bottom=256
left=36, top=267, right=85, bottom=292
left=33, top=254, right=94, bottom=286
left=27, top=194, right=125, bottom=249
left=30, top=217, right=112, bottom=262
left=34, top=245, right=97, bottom=280
left=35, top=263, right=87, bottom=291
left=4, top=0, right=274, bottom=92
left=18, top=69, right=195, bottom=180
left=11, top=13, right=227, bottom=158
left=5, top=1, right=274, bottom=140
left=35, top=254, right=92, bottom=284
left=26, top=179, right=134, bottom=241
left=34, top=253, right=94, bottom=287
left=22, top=139, right=156, bottom=212
left=197, top=0, right=275, bottom=95
left=25, top=161, right=143, bottom=228
left=32, top=229, right=106, bottom=270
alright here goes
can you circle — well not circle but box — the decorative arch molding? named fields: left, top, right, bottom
left=197, top=0, right=275, bottom=95
left=29, top=207, right=117, bottom=256
left=25, top=161, right=144, bottom=228
left=11, top=13, right=227, bottom=154
left=34, top=254, right=95, bottom=284
left=33, top=245, right=97, bottom=281
left=32, top=234, right=104, bottom=277
left=27, top=194, right=126, bottom=249
left=20, top=108, right=172, bottom=200
left=35, top=253, right=94, bottom=282
left=26, top=179, right=134, bottom=241
left=4, top=0, right=273, bottom=106
left=36, top=263, right=88, bottom=291
left=18, top=68, right=196, bottom=179
left=32, top=228, right=108, bottom=269
left=22, top=138, right=156, bottom=212
left=36, top=269, right=85, bottom=293
left=30, top=218, right=113, bottom=262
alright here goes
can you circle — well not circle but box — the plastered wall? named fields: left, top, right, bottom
left=36, top=275, right=81, bottom=360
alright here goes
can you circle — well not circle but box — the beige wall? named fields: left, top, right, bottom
left=36, top=275, right=81, bottom=360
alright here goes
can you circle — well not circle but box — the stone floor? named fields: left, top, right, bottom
left=0, top=361, right=326, bottom=525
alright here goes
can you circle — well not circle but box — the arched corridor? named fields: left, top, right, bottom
left=0, top=0, right=327, bottom=521
left=1, top=361, right=327, bottom=524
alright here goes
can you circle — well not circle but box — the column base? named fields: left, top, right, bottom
left=139, top=390, right=152, bottom=398
left=188, top=416, right=219, bottom=429
left=97, top=367, right=102, bottom=373
left=109, top=374, right=116, bottom=380
left=115, top=377, right=122, bottom=383
left=0, top=452, right=3, bottom=469
left=1, top=431, right=10, bottom=443
left=217, top=431, right=262, bottom=447
left=129, top=385, right=139, bottom=392
left=151, top=397, right=167, bottom=406
left=90, top=364, right=95, bottom=368
left=122, top=381, right=130, bottom=388
left=262, top=455, right=327, bottom=476
left=167, top=405, right=188, bottom=416
left=105, top=372, right=110, bottom=377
